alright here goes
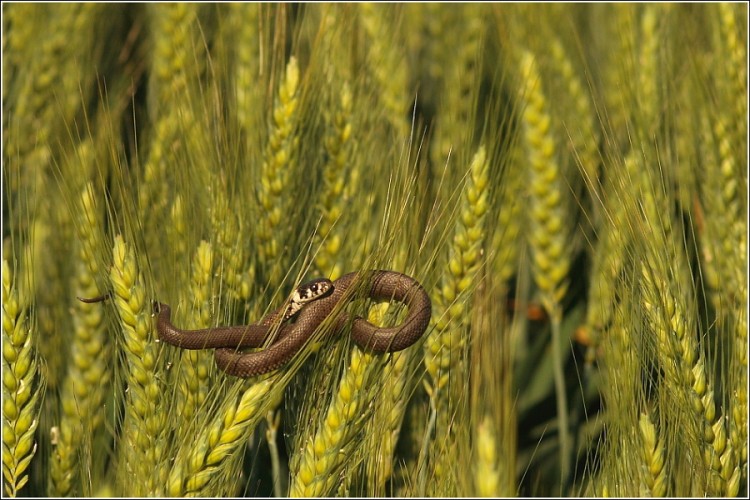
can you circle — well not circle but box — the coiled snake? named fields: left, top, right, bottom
left=155, top=270, right=432, bottom=377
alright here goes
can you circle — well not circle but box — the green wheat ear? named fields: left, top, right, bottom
left=2, top=259, right=44, bottom=498
left=359, top=3, right=410, bottom=137
left=173, top=241, right=216, bottom=427
left=109, top=235, right=167, bottom=495
left=289, top=348, right=377, bottom=497
left=230, top=3, right=262, bottom=135
left=49, top=184, right=110, bottom=497
left=166, top=376, right=283, bottom=496
left=639, top=411, right=667, bottom=497
left=257, top=56, right=301, bottom=285
left=423, top=145, right=489, bottom=495
left=517, top=49, right=573, bottom=482
left=314, top=81, right=354, bottom=280
left=473, top=415, right=502, bottom=497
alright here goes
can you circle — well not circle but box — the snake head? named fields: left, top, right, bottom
left=152, top=301, right=171, bottom=316
left=283, top=278, right=334, bottom=321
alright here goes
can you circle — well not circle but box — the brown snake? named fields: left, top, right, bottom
left=154, top=270, right=432, bottom=377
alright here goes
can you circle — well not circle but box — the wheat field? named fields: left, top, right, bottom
left=2, top=3, right=747, bottom=497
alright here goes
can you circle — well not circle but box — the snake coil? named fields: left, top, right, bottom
left=155, top=270, right=432, bottom=377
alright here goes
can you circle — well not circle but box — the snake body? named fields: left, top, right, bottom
left=155, top=271, right=431, bottom=377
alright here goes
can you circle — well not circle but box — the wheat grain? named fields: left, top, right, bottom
left=139, top=4, right=207, bottom=258
left=363, top=286, right=417, bottom=491
left=717, top=4, right=748, bottom=161
left=430, top=5, right=484, bottom=171
left=517, top=50, right=571, bottom=314
left=25, top=207, right=70, bottom=394
left=548, top=37, right=601, bottom=210
left=490, top=143, right=523, bottom=288
left=637, top=189, right=729, bottom=495
left=636, top=5, right=665, bottom=138
left=728, top=277, right=747, bottom=495
left=5, top=4, right=98, bottom=187
left=211, top=197, right=249, bottom=305
left=598, top=4, right=637, bottom=154
left=365, top=350, right=409, bottom=488
left=148, top=3, right=201, bottom=108
left=584, top=169, right=630, bottom=351
left=416, top=4, right=449, bottom=112
left=167, top=195, right=190, bottom=287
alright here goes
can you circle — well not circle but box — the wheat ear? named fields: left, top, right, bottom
left=359, top=3, right=410, bottom=137
left=2, top=259, right=44, bottom=498
left=109, top=236, right=167, bottom=495
left=166, top=377, right=282, bottom=496
left=257, top=56, right=301, bottom=284
left=49, top=184, right=110, bottom=496
left=639, top=412, right=667, bottom=496
left=174, top=241, right=216, bottom=426
left=422, top=146, right=489, bottom=494
left=289, top=348, right=377, bottom=497
left=231, top=3, right=262, bottom=134
left=314, top=82, right=353, bottom=280
left=517, top=49, right=573, bottom=481
left=473, top=415, right=502, bottom=497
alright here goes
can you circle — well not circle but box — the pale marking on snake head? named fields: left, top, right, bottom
left=283, top=278, right=334, bottom=320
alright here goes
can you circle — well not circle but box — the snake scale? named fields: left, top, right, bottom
left=155, top=270, right=432, bottom=377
